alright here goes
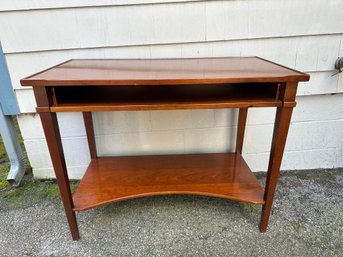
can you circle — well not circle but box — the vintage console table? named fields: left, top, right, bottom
left=21, top=57, right=309, bottom=240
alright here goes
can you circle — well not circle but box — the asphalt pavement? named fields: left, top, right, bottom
left=0, top=169, right=342, bottom=257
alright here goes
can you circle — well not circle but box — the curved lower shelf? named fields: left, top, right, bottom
left=73, top=153, right=265, bottom=211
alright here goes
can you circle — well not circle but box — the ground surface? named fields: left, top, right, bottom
left=0, top=168, right=342, bottom=257
left=1, top=133, right=343, bottom=256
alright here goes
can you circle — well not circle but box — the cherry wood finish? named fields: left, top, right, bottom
left=32, top=87, right=79, bottom=240
left=236, top=108, right=248, bottom=154
left=260, top=82, right=298, bottom=232
left=21, top=57, right=309, bottom=86
left=83, top=112, right=97, bottom=159
left=21, top=57, right=309, bottom=240
left=73, top=153, right=264, bottom=211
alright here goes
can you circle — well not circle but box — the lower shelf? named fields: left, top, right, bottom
left=73, top=153, right=265, bottom=211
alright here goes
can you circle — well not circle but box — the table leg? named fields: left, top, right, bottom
left=83, top=112, right=97, bottom=159
left=39, top=112, right=79, bottom=240
left=260, top=106, right=293, bottom=232
left=236, top=108, right=248, bottom=154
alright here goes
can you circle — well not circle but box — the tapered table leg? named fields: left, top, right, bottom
left=260, top=106, right=293, bottom=232
left=236, top=108, right=248, bottom=154
left=39, top=112, right=79, bottom=240
left=83, top=112, right=97, bottom=159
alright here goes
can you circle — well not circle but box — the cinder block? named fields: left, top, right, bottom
left=24, top=137, right=90, bottom=169
left=150, top=109, right=215, bottom=130
left=15, top=89, right=36, bottom=113
left=96, top=131, right=184, bottom=156
left=287, top=120, right=343, bottom=151
left=215, top=108, right=276, bottom=127
left=244, top=124, right=274, bottom=154
left=183, top=127, right=236, bottom=153
left=247, top=108, right=276, bottom=125
left=18, top=112, right=91, bottom=140
left=24, top=139, right=52, bottom=169
left=32, top=167, right=55, bottom=179
left=334, top=142, right=343, bottom=167
left=282, top=149, right=336, bottom=170
left=32, top=165, right=88, bottom=180
left=17, top=113, right=44, bottom=140
left=244, top=152, right=269, bottom=172
left=57, top=112, right=86, bottom=138
left=244, top=117, right=343, bottom=154
left=244, top=148, right=337, bottom=172
left=214, top=109, right=238, bottom=127
left=62, top=137, right=91, bottom=167
left=67, top=165, right=89, bottom=180
left=93, top=111, right=151, bottom=135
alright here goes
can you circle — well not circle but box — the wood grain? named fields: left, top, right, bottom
left=20, top=57, right=309, bottom=87
left=73, top=153, right=265, bottom=211
left=236, top=108, right=248, bottom=154
left=26, top=57, right=309, bottom=238
left=83, top=112, right=97, bottom=159
left=260, top=82, right=298, bottom=232
left=33, top=88, right=79, bottom=240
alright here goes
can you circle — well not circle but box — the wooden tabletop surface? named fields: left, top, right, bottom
left=21, top=57, right=309, bottom=87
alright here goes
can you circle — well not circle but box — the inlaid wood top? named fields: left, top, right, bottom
left=21, top=57, right=309, bottom=86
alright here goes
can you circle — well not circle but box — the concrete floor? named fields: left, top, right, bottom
left=0, top=169, right=342, bottom=257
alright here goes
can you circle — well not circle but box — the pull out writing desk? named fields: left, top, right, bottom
left=21, top=57, right=310, bottom=240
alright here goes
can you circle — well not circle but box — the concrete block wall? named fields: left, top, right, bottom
left=0, top=0, right=342, bottom=178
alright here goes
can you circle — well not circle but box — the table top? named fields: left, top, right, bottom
left=21, top=57, right=309, bottom=87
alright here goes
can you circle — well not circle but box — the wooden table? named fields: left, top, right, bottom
left=21, top=57, right=310, bottom=240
